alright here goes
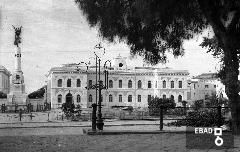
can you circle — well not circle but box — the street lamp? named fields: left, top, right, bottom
left=85, top=43, right=111, bottom=131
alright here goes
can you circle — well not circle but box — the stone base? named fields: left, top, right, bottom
left=7, top=93, right=27, bottom=105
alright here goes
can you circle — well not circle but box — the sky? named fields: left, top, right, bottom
left=0, top=0, right=220, bottom=93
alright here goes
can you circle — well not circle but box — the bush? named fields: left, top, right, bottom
left=0, top=92, right=7, bottom=98
left=166, top=108, right=186, bottom=116
left=148, top=96, right=176, bottom=116
left=62, top=102, right=75, bottom=118
left=167, top=109, right=225, bottom=127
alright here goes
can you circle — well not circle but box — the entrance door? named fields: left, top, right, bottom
left=66, top=93, right=73, bottom=105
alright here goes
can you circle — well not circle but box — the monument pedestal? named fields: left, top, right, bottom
left=6, top=45, right=28, bottom=111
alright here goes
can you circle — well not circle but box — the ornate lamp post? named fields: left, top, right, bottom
left=85, top=43, right=111, bottom=131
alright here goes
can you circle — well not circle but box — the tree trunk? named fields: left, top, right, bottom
left=223, top=39, right=240, bottom=135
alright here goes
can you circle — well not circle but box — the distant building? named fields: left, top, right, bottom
left=47, top=55, right=190, bottom=109
left=0, top=65, right=11, bottom=94
left=187, top=73, right=227, bottom=105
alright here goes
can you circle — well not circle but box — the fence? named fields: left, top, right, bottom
left=0, top=102, right=51, bottom=113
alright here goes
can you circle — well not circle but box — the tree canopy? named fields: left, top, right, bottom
left=76, top=0, right=240, bottom=134
left=28, top=85, right=46, bottom=99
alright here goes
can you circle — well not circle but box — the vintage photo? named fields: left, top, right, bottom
left=0, top=0, right=239, bottom=151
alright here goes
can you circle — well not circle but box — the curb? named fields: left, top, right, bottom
left=0, top=123, right=161, bottom=129
left=82, top=128, right=190, bottom=135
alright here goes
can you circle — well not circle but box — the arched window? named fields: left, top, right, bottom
left=178, top=95, right=182, bottom=102
left=128, top=95, right=132, bottom=102
left=119, top=95, right=122, bottom=102
left=57, top=94, right=62, bottom=103
left=138, top=95, right=141, bottom=102
left=77, top=95, right=81, bottom=102
left=155, top=81, right=158, bottom=88
left=170, top=95, right=174, bottom=101
left=163, top=94, right=166, bottom=99
left=178, top=81, right=182, bottom=88
left=109, top=80, right=113, bottom=88
left=148, top=81, right=152, bottom=88
left=89, top=94, right=92, bottom=102
left=67, top=79, right=71, bottom=87
left=119, top=80, right=122, bottom=88
left=138, top=80, right=142, bottom=89
left=57, top=79, right=62, bottom=87
left=109, top=94, right=113, bottom=102
left=128, top=80, right=132, bottom=88
left=77, top=79, right=81, bottom=87
left=163, top=80, right=166, bottom=88
left=171, top=81, right=174, bottom=88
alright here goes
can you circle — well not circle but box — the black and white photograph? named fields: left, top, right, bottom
left=0, top=0, right=240, bottom=151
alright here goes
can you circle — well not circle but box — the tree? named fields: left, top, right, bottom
left=75, top=0, right=240, bottom=134
left=0, top=91, right=7, bottom=98
left=28, top=85, right=46, bottom=99
left=148, top=96, right=176, bottom=116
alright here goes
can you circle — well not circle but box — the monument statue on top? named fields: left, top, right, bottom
left=12, top=25, right=22, bottom=47
left=7, top=25, right=27, bottom=110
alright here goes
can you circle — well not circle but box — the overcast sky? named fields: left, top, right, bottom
left=0, top=0, right=220, bottom=93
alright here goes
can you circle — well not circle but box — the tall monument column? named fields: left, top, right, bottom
left=7, top=26, right=27, bottom=109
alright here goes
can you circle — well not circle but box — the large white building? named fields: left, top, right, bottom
left=0, top=65, right=11, bottom=94
left=47, top=55, right=190, bottom=109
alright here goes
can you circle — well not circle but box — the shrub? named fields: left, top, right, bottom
left=148, top=96, right=176, bottom=116
left=0, top=91, right=7, bottom=98
left=166, top=108, right=186, bottom=116
left=167, top=109, right=225, bottom=127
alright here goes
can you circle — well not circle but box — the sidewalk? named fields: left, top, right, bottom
left=0, top=119, right=175, bottom=129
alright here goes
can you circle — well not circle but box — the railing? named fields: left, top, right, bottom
left=0, top=102, right=51, bottom=113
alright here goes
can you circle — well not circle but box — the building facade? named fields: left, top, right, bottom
left=47, top=55, right=190, bottom=109
left=0, top=65, right=11, bottom=94
left=186, top=73, right=227, bottom=105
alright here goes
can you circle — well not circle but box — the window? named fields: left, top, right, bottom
left=178, top=81, right=182, bottom=88
left=148, top=95, right=151, bottom=102
left=163, top=94, right=166, bottom=99
left=138, top=95, right=141, bottom=102
left=67, top=79, right=71, bottom=87
left=89, top=80, right=92, bottom=88
left=178, top=95, right=182, bottom=102
left=119, top=80, right=122, bottom=88
left=77, top=79, right=81, bottom=87
left=138, top=80, right=142, bottom=88
left=170, top=95, right=174, bottom=101
left=109, top=80, right=113, bottom=88
left=119, top=95, right=122, bottom=102
left=89, top=94, right=92, bottom=102
left=128, top=95, right=132, bottom=102
left=187, top=92, right=191, bottom=100
left=109, top=94, right=113, bottom=102
left=194, top=84, right=196, bottom=89
left=128, top=80, right=132, bottom=88
left=205, top=94, right=209, bottom=100
left=171, top=81, right=174, bottom=88
left=155, top=81, right=157, bottom=88
left=57, top=79, right=62, bottom=87
left=77, top=95, right=81, bottom=103
left=148, top=81, right=152, bottom=88
left=163, top=80, right=166, bottom=88
left=205, top=85, right=209, bottom=88
left=214, top=85, right=216, bottom=88
left=57, top=94, right=62, bottom=103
